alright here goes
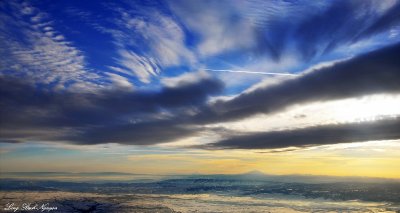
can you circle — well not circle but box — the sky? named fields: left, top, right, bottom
left=1, top=0, right=400, bottom=178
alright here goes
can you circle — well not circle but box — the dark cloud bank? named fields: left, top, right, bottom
left=196, top=41, right=400, bottom=124
left=0, top=74, right=223, bottom=145
left=206, top=118, right=400, bottom=149
left=1, top=43, right=400, bottom=149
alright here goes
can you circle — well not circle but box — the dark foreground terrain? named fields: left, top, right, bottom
left=1, top=172, right=399, bottom=212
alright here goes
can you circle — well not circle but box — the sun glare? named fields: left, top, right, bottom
left=207, top=94, right=400, bottom=134
left=330, top=94, right=400, bottom=123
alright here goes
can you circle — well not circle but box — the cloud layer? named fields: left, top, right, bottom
left=207, top=118, right=400, bottom=149
left=0, top=71, right=223, bottom=144
left=1, top=0, right=400, bottom=150
left=195, top=43, right=400, bottom=123
left=1, top=43, right=400, bottom=148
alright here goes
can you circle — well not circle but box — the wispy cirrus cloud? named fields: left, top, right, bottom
left=0, top=1, right=99, bottom=89
left=1, top=44, right=400, bottom=149
left=1, top=0, right=400, bottom=152
left=101, top=3, right=196, bottom=84
left=168, top=0, right=257, bottom=57
left=110, top=50, right=160, bottom=84
left=170, top=0, right=400, bottom=61
left=119, top=10, right=196, bottom=67
left=53, top=0, right=400, bottom=86
left=106, top=72, right=134, bottom=90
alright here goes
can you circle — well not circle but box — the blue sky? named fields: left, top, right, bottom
left=1, top=0, right=400, bottom=175
left=2, top=0, right=399, bottom=93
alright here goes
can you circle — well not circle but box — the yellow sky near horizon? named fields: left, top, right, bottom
left=1, top=94, right=400, bottom=179
left=126, top=141, right=400, bottom=178
left=1, top=140, right=399, bottom=179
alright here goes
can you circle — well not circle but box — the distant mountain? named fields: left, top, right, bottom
left=182, top=171, right=399, bottom=183
left=242, top=170, right=266, bottom=176
left=1, top=171, right=398, bottom=183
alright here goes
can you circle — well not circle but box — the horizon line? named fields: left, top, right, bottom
left=1, top=171, right=399, bottom=180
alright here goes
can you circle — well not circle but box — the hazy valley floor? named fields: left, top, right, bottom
left=1, top=191, right=399, bottom=213
left=1, top=173, right=400, bottom=213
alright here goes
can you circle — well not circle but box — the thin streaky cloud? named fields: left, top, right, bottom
left=1, top=0, right=400, bottom=151
left=205, top=69, right=299, bottom=76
